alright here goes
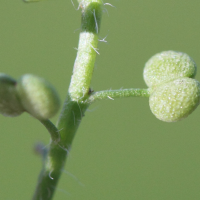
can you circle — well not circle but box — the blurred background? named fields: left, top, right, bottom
left=1, top=0, right=200, bottom=199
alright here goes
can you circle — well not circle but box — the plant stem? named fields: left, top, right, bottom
left=69, top=0, right=103, bottom=101
left=32, top=1, right=103, bottom=199
left=32, top=99, right=89, bottom=200
left=88, top=88, right=151, bottom=103
left=39, top=120, right=60, bottom=143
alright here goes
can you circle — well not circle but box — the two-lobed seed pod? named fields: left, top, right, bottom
left=17, top=74, right=60, bottom=120
left=0, top=74, right=24, bottom=117
left=0, top=73, right=60, bottom=120
left=144, top=51, right=200, bottom=122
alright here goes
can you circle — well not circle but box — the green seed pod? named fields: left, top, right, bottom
left=0, top=73, right=24, bottom=117
left=144, top=51, right=197, bottom=88
left=149, top=77, right=200, bottom=122
left=17, top=74, right=60, bottom=120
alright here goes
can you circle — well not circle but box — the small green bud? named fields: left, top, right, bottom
left=17, top=74, right=60, bottom=120
left=0, top=74, right=24, bottom=117
left=144, top=51, right=197, bottom=88
left=149, top=77, right=200, bottom=122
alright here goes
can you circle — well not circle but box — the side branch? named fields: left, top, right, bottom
left=88, top=88, right=150, bottom=103
left=39, top=119, right=60, bottom=143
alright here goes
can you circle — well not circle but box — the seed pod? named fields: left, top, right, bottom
left=149, top=77, right=200, bottom=122
left=143, top=51, right=197, bottom=88
left=0, top=73, right=24, bottom=117
left=17, top=74, right=60, bottom=120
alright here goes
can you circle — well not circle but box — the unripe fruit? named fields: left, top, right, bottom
left=149, top=78, right=200, bottom=122
left=0, top=74, right=24, bottom=117
left=144, top=51, right=196, bottom=88
left=17, top=74, right=60, bottom=120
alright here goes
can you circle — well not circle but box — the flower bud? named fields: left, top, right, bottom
left=17, top=74, right=60, bottom=120
left=0, top=73, right=24, bottom=117
left=149, top=77, right=200, bottom=122
left=144, top=51, right=197, bottom=88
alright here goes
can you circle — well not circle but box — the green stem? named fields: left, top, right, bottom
left=69, top=0, right=103, bottom=101
left=32, top=1, right=103, bottom=199
left=88, top=88, right=151, bottom=103
left=32, top=98, right=89, bottom=200
left=39, top=119, right=60, bottom=143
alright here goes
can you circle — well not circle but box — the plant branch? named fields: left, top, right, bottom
left=32, top=1, right=103, bottom=199
left=39, top=119, right=60, bottom=143
left=32, top=99, right=89, bottom=200
left=87, top=88, right=151, bottom=103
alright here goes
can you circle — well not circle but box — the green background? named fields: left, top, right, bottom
left=1, top=0, right=200, bottom=199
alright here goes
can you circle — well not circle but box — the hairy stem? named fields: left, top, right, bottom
left=32, top=1, right=103, bottom=199
left=88, top=88, right=150, bottom=103
left=32, top=99, right=89, bottom=200
left=69, top=0, right=103, bottom=101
